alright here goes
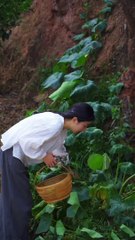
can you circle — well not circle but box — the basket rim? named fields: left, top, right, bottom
left=36, top=172, right=72, bottom=189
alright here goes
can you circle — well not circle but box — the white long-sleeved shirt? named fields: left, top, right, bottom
left=1, top=112, right=68, bottom=166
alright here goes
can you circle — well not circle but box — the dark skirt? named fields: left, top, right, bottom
left=0, top=148, right=32, bottom=240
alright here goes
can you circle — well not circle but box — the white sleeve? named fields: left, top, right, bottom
left=18, top=117, right=63, bottom=160
left=19, top=136, right=47, bottom=159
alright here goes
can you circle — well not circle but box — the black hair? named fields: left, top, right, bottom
left=60, top=102, right=95, bottom=122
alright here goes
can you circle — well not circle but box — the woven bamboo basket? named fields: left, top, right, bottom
left=36, top=172, right=72, bottom=203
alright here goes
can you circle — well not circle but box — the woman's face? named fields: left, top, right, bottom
left=69, top=117, right=91, bottom=134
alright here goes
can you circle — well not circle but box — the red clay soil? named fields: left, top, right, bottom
left=0, top=0, right=104, bottom=134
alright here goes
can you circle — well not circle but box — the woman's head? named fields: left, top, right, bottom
left=61, top=102, right=95, bottom=133
left=61, top=102, right=95, bottom=122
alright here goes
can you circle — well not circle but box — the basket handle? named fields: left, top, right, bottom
left=35, top=162, right=75, bottom=178
left=35, top=165, right=47, bottom=177
left=59, top=163, right=75, bottom=177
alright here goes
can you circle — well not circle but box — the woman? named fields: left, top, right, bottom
left=0, top=102, right=94, bottom=240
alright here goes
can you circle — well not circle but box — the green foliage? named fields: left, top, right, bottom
left=81, top=228, right=104, bottom=238
left=103, top=0, right=117, bottom=7
left=99, top=7, right=112, bottom=15
left=67, top=192, right=80, bottom=218
left=82, top=19, right=107, bottom=34
left=64, top=70, right=84, bottom=81
left=57, top=37, right=102, bottom=70
left=73, top=33, right=86, bottom=41
left=70, top=80, right=97, bottom=102
left=89, top=101, right=112, bottom=124
left=82, top=18, right=99, bottom=30
left=87, top=153, right=111, bottom=171
left=29, top=1, right=135, bottom=239
left=0, top=0, right=33, bottom=40
left=42, top=72, right=64, bottom=90
left=56, top=220, right=65, bottom=237
left=110, top=231, right=120, bottom=240
left=36, top=213, right=52, bottom=234
left=120, top=224, right=135, bottom=237
left=109, top=82, right=124, bottom=95
left=49, top=80, right=79, bottom=102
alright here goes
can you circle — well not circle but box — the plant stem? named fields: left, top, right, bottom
left=120, top=173, right=135, bottom=195
left=114, top=157, right=120, bottom=184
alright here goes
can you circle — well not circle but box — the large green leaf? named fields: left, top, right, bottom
left=100, top=7, right=112, bottom=14
left=58, top=38, right=101, bottom=69
left=81, top=228, right=103, bottom=238
left=67, top=192, right=80, bottom=218
left=92, top=20, right=107, bottom=33
left=64, top=70, right=83, bottom=82
left=44, top=204, right=55, bottom=214
left=75, top=187, right=90, bottom=201
left=66, top=205, right=80, bottom=218
left=102, top=153, right=111, bottom=170
left=108, top=199, right=133, bottom=217
left=53, top=62, right=68, bottom=73
left=70, top=80, right=97, bottom=101
left=34, top=205, right=47, bottom=220
left=90, top=171, right=107, bottom=183
left=79, top=36, right=93, bottom=47
left=32, top=200, right=45, bottom=212
left=71, top=53, right=88, bottom=68
left=58, top=101, right=69, bottom=112
left=110, top=144, right=129, bottom=156
left=56, top=220, right=65, bottom=236
left=65, top=133, right=76, bottom=146
left=36, top=213, right=52, bottom=234
left=82, top=18, right=99, bottom=30
left=88, top=154, right=104, bottom=171
left=34, top=203, right=55, bottom=220
left=87, top=153, right=111, bottom=171
left=111, top=231, right=120, bottom=240
left=80, top=41, right=102, bottom=55
left=66, top=36, right=92, bottom=54
left=120, top=224, right=135, bottom=237
left=109, top=82, right=124, bottom=95
left=65, top=44, right=82, bottom=54
left=89, top=101, right=112, bottom=122
left=49, top=80, right=78, bottom=101
left=77, top=127, right=103, bottom=140
left=68, top=192, right=80, bottom=206
left=119, top=162, right=135, bottom=175
left=42, top=72, right=64, bottom=89
left=73, top=33, right=86, bottom=41
left=70, top=41, right=102, bottom=69
left=59, top=53, right=79, bottom=63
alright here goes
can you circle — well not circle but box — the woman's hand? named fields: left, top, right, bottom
left=43, top=153, right=57, bottom=167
